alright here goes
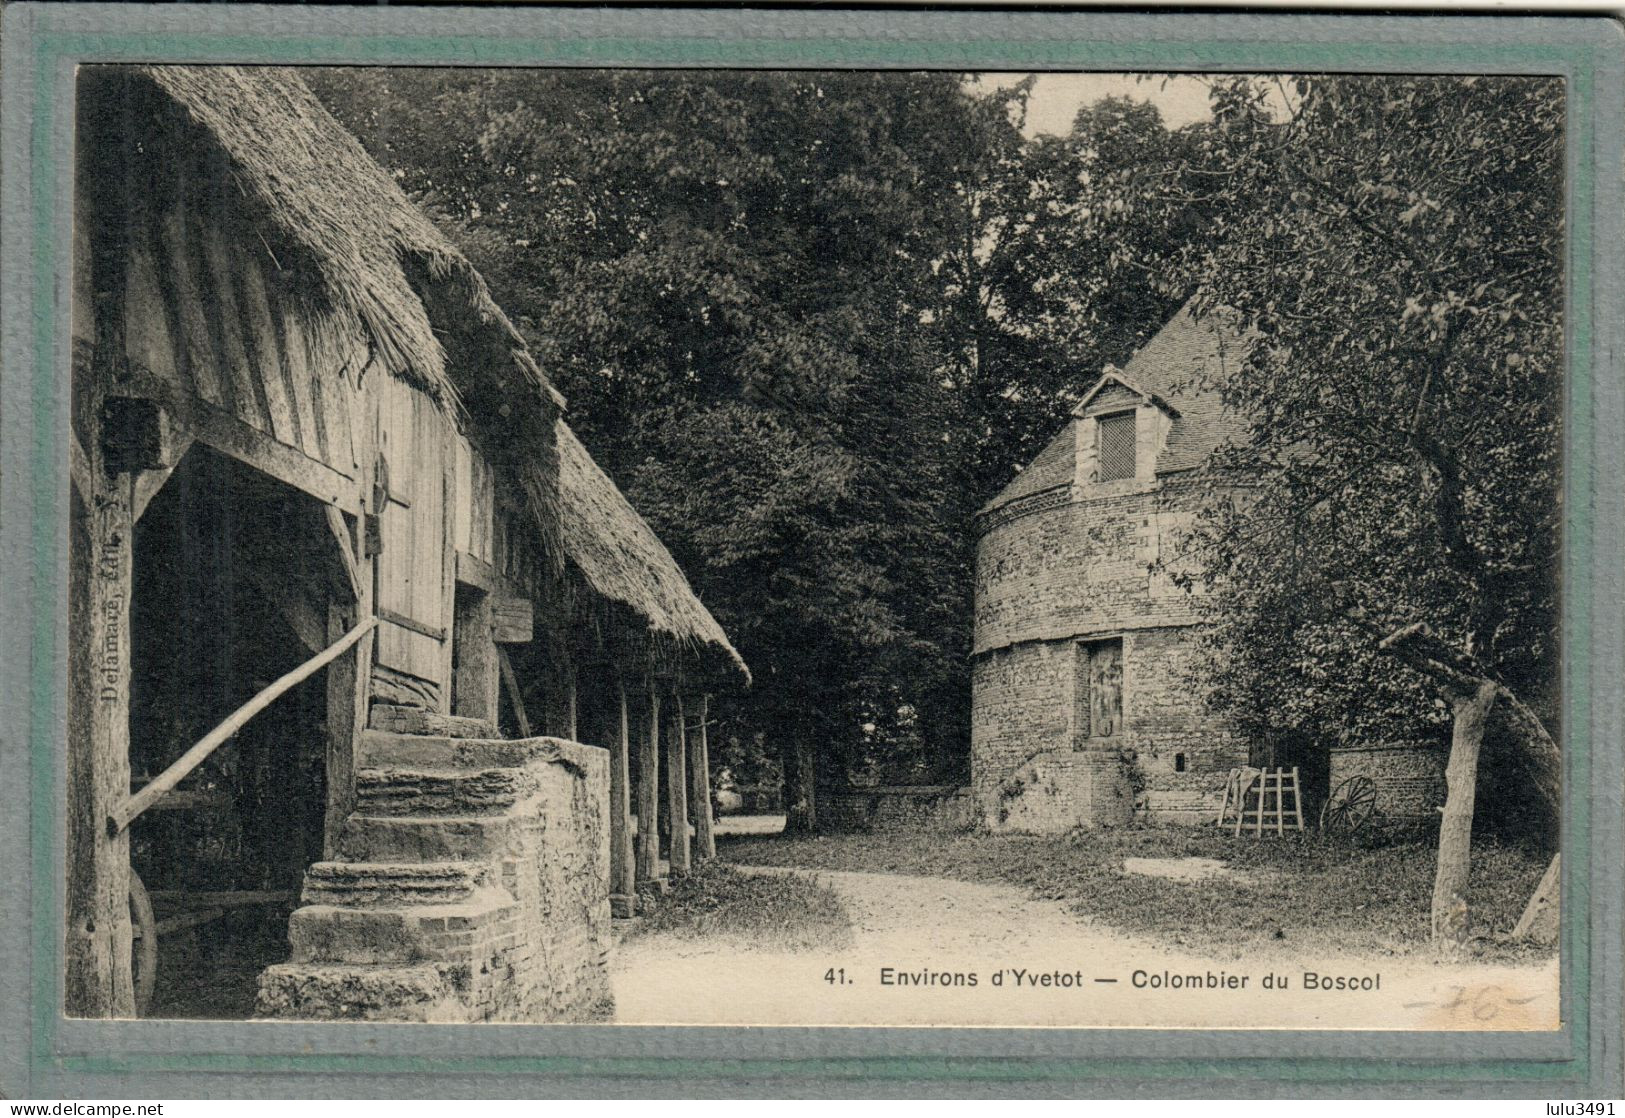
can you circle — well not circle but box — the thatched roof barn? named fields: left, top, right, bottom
left=145, top=65, right=743, bottom=679
left=138, top=65, right=560, bottom=413
left=100, top=66, right=565, bottom=561
left=68, top=64, right=746, bottom=1021
left=110, top=64, right=747, bottom=682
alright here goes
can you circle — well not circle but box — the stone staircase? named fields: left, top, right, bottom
left=256, top=707, right=613, bottom=1023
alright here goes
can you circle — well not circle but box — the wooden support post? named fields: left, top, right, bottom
left=66, top=469, right=135, bottom=1017
left=542, top=649, right=577, bottom=739
left=70, top=432, right=93, bottom=504
left=437, top=426, right=457, bottom=715
left=691, top=695, right=716, bottom=861
left=452, top=590, right=499, bottom=725
left=324, top=504, right=363, bottom=605
left=635, top=683, right=661, bottom=886
left=496, top=647, right=531, bottom=738
left=609, top=678, right=637, bottom=916
left=666, top=691, right=691, bottom=877
left=323, top=605, right=360, bottom=855
left=324, top=507, right=373, bottom=859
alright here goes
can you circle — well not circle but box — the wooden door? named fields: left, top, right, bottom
left=373, top=378, right=450, bottom=693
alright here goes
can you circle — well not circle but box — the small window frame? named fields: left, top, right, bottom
left=1095, top=410, right=1138, bottom=482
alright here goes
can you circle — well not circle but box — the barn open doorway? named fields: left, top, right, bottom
left=128, top=444, right=348, bottom=1018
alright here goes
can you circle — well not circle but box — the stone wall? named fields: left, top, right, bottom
left=1127, top=627, right=1249, bottom=822
left=260, top=732, right=612, bottom=1023
left=971, top=471, right=1247, bottom=833
left=493, top=738, right=613, bottom=1021
left=1329, top=743, right=1447, bottom=823
left=821, top=785, right=975, bottom=832
left=970, top=628, right=1246, bottom=832
left=974, top=476, right=1209, bottom=655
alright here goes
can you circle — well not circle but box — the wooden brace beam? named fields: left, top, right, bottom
left=132, top=436, right=196, bottom=523
left=496, top=646, right=532, bottom=738
left=111, top=616, right=378, bottom=835
left=324, top=505, right=363, bottom=604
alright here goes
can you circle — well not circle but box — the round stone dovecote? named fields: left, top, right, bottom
left=971, top=303, right=1252, bottom=834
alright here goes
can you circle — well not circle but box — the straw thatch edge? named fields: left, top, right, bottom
left=558, top=422, right=749, bottom=684
left=140, top=65, right=563, bottom=418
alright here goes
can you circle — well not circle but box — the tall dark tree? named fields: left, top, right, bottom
left=941, top=89, right=1217, bottom=507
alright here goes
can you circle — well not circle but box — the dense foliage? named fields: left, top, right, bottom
left=310, top=70, right=1563, bottom=831
left=1159, top=77, right=1563, bottom=795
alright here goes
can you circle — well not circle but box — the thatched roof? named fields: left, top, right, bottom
left=557, top=422, right=749, bottom=683
left=125, top=66, right=744, bottom=682
left=138, top=65, right=561, bottom=416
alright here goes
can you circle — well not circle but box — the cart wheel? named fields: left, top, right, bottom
left=129, top=869, right=157, bottom=1016
left=1320, top=775, right=1378, bottom=834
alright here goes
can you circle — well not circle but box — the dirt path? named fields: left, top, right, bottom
left=610, top=866, right=1558, bottom=1029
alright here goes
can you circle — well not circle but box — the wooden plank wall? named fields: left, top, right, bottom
left=121, top=190, right=363, bottom=486
left=454, top=434, right=497, bottom=564
left=116, top=155, right=540, bottom=709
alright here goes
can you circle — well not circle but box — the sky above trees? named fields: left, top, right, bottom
left=975, top=72, right=1297, bottom=134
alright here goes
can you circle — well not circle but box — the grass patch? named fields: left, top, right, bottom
left=720, top=825, right=1553, bottom=962
left=628, top=861, right=855, bottom=952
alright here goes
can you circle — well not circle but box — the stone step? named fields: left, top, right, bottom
left=355, top=766, right=534, bottom=816
left=287, top=896, right=513, bottom=965
left=335, top=814, right=516, bottom=863
left=256, top=961, right=460, bottom=1022
left=302, top=860, right=488, bottom=907
left=368, top=704, right=495, bottom=739
left=360, top=730, right=582, bottom=771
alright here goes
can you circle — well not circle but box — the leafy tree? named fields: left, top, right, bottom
left=1170, top=75, right=1563, bottom=947
left=941, top=89, right=1218, bottom=506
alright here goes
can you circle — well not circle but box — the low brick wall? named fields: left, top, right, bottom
left=1329, top=743, right=1446, bottom=822
left=260, top=734, right=612, bottom=1023
left=821, top=785, right=974, bottom=832
left=501, top=738, right=613, bottom=1021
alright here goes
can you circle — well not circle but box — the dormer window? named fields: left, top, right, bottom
left=1072, top=368, right=1177, bottom=490
left=1096, top=412, right=1137, bottom=481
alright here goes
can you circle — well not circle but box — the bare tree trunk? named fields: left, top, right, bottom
left=1432, top=680, right=1497, bottom=954
left=781, top=717, right=818, bottom=835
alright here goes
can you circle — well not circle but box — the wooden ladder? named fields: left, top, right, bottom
left=1233, top=766, right=1305, bottom=836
